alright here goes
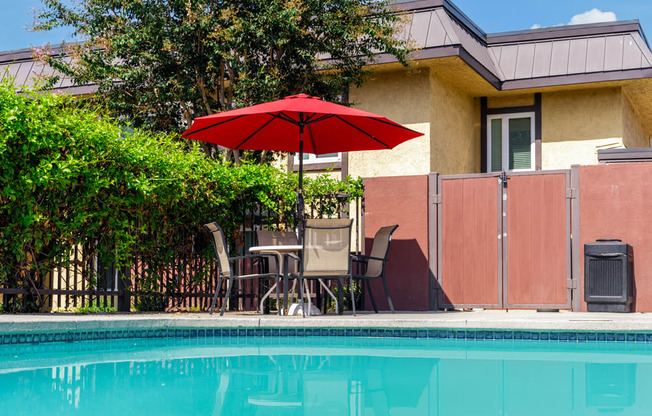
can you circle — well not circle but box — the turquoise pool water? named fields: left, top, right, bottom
left=2, top=334, right=652, bottom=415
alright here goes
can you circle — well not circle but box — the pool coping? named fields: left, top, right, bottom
left=2, top=310, right=652, bottom=333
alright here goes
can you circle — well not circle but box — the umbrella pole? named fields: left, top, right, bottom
left=298, top=125, right=305, bottom=244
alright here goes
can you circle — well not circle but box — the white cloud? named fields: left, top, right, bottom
left=569, top=9, right=617, bottom=25
left=531, top=24, right=541, bottom=29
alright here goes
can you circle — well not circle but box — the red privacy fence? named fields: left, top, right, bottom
left=364, top=162, right=652, bottom=312
left=363, top=175, right=430, bottom=311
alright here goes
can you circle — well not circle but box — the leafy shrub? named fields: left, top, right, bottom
left=0, top=81, right=362, bottom=312
left=74, top=299, right=117, bottom=314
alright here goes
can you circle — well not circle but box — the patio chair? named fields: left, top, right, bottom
left=255, top=230, right=298, bottom=275
left=351, top=225, right=398, bottom=313
left=204, top=222, right=280, bottom=316
left=288, top=218, right=355, bottom=316
left=255, top=229, right=299, bottom=313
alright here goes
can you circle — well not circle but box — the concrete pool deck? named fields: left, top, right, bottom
left=2, top=310, right=652, bottom=333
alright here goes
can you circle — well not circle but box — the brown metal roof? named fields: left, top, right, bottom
left=395, top=0, right=652, bottom=90
left=488, top=25, right=652, bottom=83
left=0, top=46, right=96, bottom=94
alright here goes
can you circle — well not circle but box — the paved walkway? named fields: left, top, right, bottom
left=2, top=310, right=652, bottom=333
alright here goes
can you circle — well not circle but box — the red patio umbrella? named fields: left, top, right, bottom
left=182, top=93, right=423, bottom=228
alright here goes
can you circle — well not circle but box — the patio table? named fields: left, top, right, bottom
left=249, top=245, right=302, bottom=314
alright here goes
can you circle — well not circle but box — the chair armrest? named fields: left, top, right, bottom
left=350, top=254, right=389, bottom=262
left=286, top=253, right=301, bottom=261
left=229, top=253, right=276, bottom=261
left=229, top=253, right=279, bottom=267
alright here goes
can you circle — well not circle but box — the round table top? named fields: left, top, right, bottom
left=249, top=245, right=302, bottom=253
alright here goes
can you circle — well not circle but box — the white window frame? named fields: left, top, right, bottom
left=487, top=112, right=535, bottom=172
left=294, top=152, right=342, bottom=164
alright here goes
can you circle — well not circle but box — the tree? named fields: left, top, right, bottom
left=34, top=0, right=410, bottom=162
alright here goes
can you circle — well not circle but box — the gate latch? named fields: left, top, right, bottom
left=498, top=171, right=510, bottom=187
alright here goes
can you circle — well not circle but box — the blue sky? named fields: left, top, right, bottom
left=1, top=1, right=652, bottom=52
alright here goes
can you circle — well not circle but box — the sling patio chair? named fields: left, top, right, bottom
left=255, top=229, right=299, bottom=314
left=351, top=225, right=398, bottom=313
left=204, top=222, right=280, bottom=316
left=255, top=229, right=299, bottom=275
left=288, top=218, right=355, bottom=316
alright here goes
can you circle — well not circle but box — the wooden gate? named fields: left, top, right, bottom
left=434, top=170, right=574, bottom=310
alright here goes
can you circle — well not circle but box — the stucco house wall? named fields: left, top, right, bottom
left=350, top=73, right=652, bottom=177
left=542, top=87, right=625, bottom=169
left=429, top=68, right=480, bottom=175
left=348, top=68, right=431, bottom=179
left=622, top=91, right=650, bottom=149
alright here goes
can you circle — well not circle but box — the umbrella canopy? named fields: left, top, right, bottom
left=182, top=94, right=423, bottom=154
left=182, top=94, right=424, bottom=235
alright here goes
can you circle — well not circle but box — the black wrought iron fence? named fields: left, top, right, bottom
left=0, top=193, right=363, bottom=313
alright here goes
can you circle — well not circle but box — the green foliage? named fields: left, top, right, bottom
left=73, top=299, right=117, bottom=314
left=33, top=0, right=410, bottom=160
left=0, top=81, right=362, bottom=312
left=132, top=295, right=167, bottom=312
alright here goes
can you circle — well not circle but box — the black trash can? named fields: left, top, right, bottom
left=584, top=239, right=633, bottom=312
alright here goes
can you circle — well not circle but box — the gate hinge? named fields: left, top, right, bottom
left=433, top=194, right=442, bottom=204
left=566, top=188, right=577, bottom=199
left=567, top=279, right=579, bottom=289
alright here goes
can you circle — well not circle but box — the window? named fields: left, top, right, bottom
left=294, top=152, right=341, bottom=164
left=487, top=112, right=535, bottom=172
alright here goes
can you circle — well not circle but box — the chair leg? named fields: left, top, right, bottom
left=337, top=278, right=344, bottom=315
left=381, top=275, right=395, bottom=313
left=259, top=280, right=278, bottom=315
left=220, top=277, right=234, bottom=316
left=275, top=276, right=282, bottom=316
left=304, top=279, right=312, bottom=316
left=298, top=277, right=305, bottom=318
left=210, top=275, right=223, bottom=315
left=317, top=279, right=338, bottom=315
left=366, top=280, right=378, bottom=313
left=350, top=277, right=357, bottom=316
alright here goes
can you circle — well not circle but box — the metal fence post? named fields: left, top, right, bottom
left=117, top=264, right=131, bottom=312
left=570, top=164, right=582, bottom=312
left=428, top=172, right=439, bottom=310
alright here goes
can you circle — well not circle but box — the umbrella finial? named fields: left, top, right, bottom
left=284, top=94, right=321, bottom=100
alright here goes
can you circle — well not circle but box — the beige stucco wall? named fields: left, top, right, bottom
left=430, top=70, right=480, bottom=174
left=487, top=95, right=534, bottom=108
left=541, top=87, right=624, bottom=169
left=348, top=66, right=480, bottom=178
left=622, top=91, right=650, bottom=148
left=348, top=68, right=431, bottom=178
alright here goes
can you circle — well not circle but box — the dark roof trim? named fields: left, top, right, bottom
left=27, top=84, right=97, bottom=96
left=373, top=45, right=456, bottom=65
left=375, top=44, right=501, bottom=89
left=488, top=20, right=647, bottom=45
left=501, top=68, right=652, bottom=90
left=56, top=85, right=98, bottom=95
left=457, top=48, right=501, bottom=89
left=598, top=148, right=652, bottom=163
left=0, top=48, right=37, bottom=63
left=0, top=43, right=84, bottom=64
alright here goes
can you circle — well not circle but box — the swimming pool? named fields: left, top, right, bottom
left=2, top=328, right=652, bottom=415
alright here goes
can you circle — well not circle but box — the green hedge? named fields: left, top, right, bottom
left=0, top=81, right=362, bottom=312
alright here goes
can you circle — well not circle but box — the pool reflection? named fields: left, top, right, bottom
left=209, top=357, right=647, bottom=415
left=2, top=338, right=652, bottom=416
